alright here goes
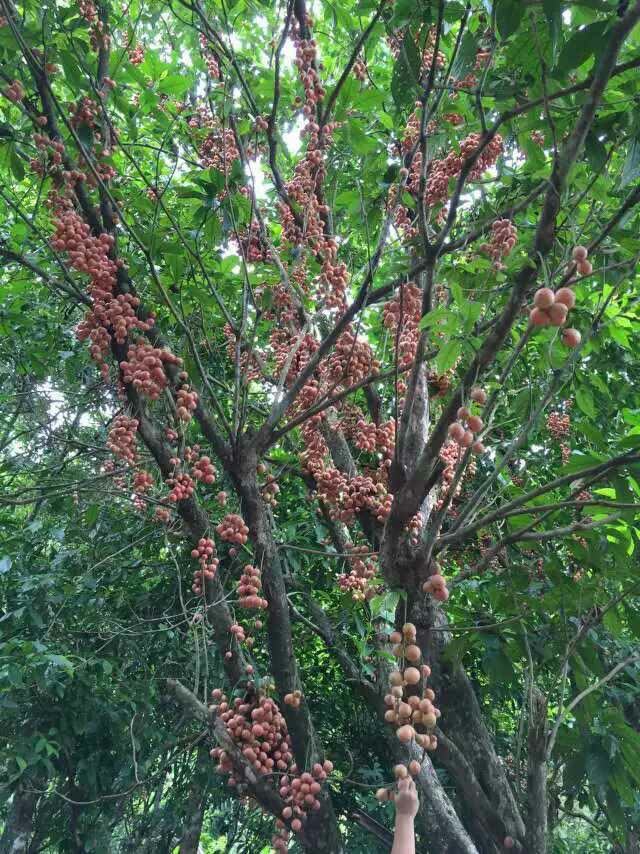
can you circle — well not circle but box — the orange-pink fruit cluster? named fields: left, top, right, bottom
left=383, top=623, right=441, bottom=751
left=447, top=387, right=487, bottom=454
left=236, top=565, right=267, bottom=609
left=216, top=513, right=249, bottom=545
left=192, top=455, right=216, bottom=484
left=106, top=414, right=139, bottom=464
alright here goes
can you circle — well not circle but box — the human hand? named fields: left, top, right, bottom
left=394, top=776, right=419, bottom=819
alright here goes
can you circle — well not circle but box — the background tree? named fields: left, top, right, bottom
left=1, top=0, right=640, bottom=852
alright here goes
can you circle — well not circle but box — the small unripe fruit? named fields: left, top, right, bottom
left=423, top=712, right=437, bottom=728
left=402, top=622, right=416, bottom=638
left=393, top=764, right=408, bottom=779
left=389, top=670, right=403, bottom=686
left=385, top=709, right=397, bottom=722
left=376, top=787, right=388, bottom=802
left=562, top=328, right=581, bottom=348
left=533, top=287, right=554, bottom=309
left=554, top=287, right=575, bottom=309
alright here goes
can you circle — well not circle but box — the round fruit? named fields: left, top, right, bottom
left=530, top=307, right=550, bottom=326
left=554, top=287, right=575, bottom=309
left=549, top=302, right=568, bottom=326
left=562, top=328, right=581, bottom=348
left=533, top=287, right=555, bottom=309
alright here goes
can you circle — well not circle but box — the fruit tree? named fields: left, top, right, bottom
left=1, top=0, right=640, bottom=852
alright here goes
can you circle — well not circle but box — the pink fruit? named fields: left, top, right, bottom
left=460, top=430, right=474, bottom=448
left=562, top=328, right=581, bottom=348
left=533, top=287, right=555, bottom=310
left=554, top=287, right=575, bottom=309
left=470, top=387, right=487, bottom=404
left=457, top=406, right=470, bottom=420
left=467, top=415, right=483, bottom=432
left=472, top=440, right=485, bottom=454
left=576, top=260, right=592, bottom=276
left=549, top=302, right=568, bottom=326
left=572, top=246, right=588, bottom=261
left=530, top=307, right=550, bottom=326
left=448, top=422, right=465, bottom=442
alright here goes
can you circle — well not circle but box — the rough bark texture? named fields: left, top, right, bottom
left=178, top=789, right=205, bottom=854
left=526, top=687, right=548, bottom=854
left=407, top=595, right=526, bottom=848
left=0, top=782, right=39, bottom=854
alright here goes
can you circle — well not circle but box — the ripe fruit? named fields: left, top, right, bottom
left=467, top=415, right=483, bottom=433
left=554, top=287, right=575, bottom=309
left=533, top=287, right=554, bottom=310
left=389, top=631, right=402, bottom=644
left=572, top=246, right=588, bottom=261
left=396, top=724, right=415, bottom=743
left=530, top=307, right=550, bottom=326
left=472, top=440, right=485, bottom=455
left=393, top=764, right=408, bottom=779
left=457, top=406, right=470, bottom=420
left=408, top=760, right=421, bottom=775
left=405, top=644, right=421, bottom=662
left=448, top=422, right=465, bottom=442
left=548, top=302, right=568, bottom=326
left=470, top=387, right=487, bottom=404
left=460, top=430, right=474, bottom=448
left=562, top=328, right=581, bottom=348
left=402, top=622, right=417, bottom=639
left=403, top=667, right=421, bottom=685
left=576, top=260, right=592, bottom=276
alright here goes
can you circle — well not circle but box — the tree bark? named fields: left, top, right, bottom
left=0, top=782, right=39, bottom=854
left=407, top=595, right=526, bottom=849
left=526, top=687, right=548, bottom=854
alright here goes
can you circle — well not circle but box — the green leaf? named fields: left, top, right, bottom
left=542, top=0, right=562, bottom=61
left=434, top=339, right=462, bottom=375
left=451, top=31, right=478, bottom=82
left=554, top=21, right=609, bottom=78
left=585, top=131, right=608, bottom=173
left=496, top=0, right=523, bottom=41
left=621, top=137, right=640, bottom=188
left=575, top=387, right=595, bottom=418
left=391, top=30, right=421, bottom=111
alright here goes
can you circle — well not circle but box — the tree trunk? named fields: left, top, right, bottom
left=407, top=595, right=526, bottom=849
left=526, top=687, right=548, bottom=854
left=178, top=787, right=205, bottom=854
left=0, top=783, right=39, bottom=854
